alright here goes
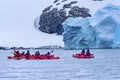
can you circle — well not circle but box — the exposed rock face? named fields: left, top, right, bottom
left=53, top=0, right=59, bottom=3
left=39, top=8, right=67, bottom=35
left=63, top=1, right=78, bottom=8
left=56, top=3, right=61, bottom=6
left=43, top=5, right=53, bottom=13
left=62, top=0, right=67, bottom=2
left=38, top=0, right=91, bottom=35
left=63, top=4, right=71, bottom=8
left=69, top=6, right=91, bottom=17
left=36, top=0, right=105, bottom=35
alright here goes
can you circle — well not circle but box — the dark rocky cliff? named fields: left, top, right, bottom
left=38, top=0, right=91, bottom=35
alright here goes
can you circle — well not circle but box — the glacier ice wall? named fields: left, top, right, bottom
left=63, top=4, right=120, bottom=49
left=63, top=17, right=96, bottom=49
left=95, top=16, right=118, bottom=48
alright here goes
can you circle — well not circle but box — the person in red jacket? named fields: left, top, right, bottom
left=13, top=50, right=17, bottom=56
left=14, top=50, right=22, bottom=59
left=25, top=50, right=30, bottom=59
left=35, top=51, right=40, bottom=59
left=85, top=49, right=91, bottom=56
left=80, top=49, right=85, bottom=56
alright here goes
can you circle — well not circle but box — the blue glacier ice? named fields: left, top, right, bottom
left=63, top=4, right=120, bottom=49
left=63, top=17, right=96, bottom=49
left=114, top=24, right=120, bottom=42
left=95, top=16, right=118, bottom=48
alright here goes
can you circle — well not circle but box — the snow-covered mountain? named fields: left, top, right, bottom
left=0, top=0, right=120, bottom=48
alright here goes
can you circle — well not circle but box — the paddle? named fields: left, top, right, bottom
left=50, top=50, right=54, bottom=54
left=46, top=50, right=54, bottom=55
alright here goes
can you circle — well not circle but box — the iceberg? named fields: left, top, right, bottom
left=63, top=4, right=120, bottom=49
left=63, top=17, right=96, bottom=49
left=95, top=16, right=118, bottom=48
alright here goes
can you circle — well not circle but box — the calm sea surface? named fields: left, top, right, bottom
left=0, top=49, right=120, bottom=80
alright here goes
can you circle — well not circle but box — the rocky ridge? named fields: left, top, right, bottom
left=36, top=0, right=100, bottom=35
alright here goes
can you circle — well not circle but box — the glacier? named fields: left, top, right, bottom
left=63, top=4, right=120, bottom=49
left=63, top=17, right=96, bottom=49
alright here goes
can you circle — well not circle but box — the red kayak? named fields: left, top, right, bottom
left=7, top=56, right=22, bottom=60
left=7, top=54, right=60, bottom=60
left=26, top=54, right=60, bottom=60
left=72, top=54, right=94, bottom=59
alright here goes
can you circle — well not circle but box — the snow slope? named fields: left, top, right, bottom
left=0, top=0, right=120, bottom=47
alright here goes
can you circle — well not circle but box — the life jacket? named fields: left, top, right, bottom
left=14, top=53, right=21, bottom=57
left=25, top=53, right=30, bottom=59
left=85, top=52, right=91, bottom=56
left=80, top=52, right=85, bottom=55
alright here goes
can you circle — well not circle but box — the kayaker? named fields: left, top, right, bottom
left=26, top=50, right=30, bottom=59
left=37, top=51, right=40, bottom=55
left=35, top=51, right=38, bottom=55
left=85, top=49, right=91, bottom=56
left=14, top=51, right=20, bottom=57
left=21, top=51, right=24, bottom=54
left=13, top=50, right=22, bottom=59
left=80, top=49, right=85, bottom=56
left=46, top=50, right=54, bottom=56
left=35, top=51, right=40, bottom=59
left=47, top=52, right=50, bottom=55
left=35, top=51, right=40, bottom=55
left=46, top=52, right=51, bottom=59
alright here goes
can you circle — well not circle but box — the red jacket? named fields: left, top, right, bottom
left=85, top=52, right=91, bottom=56
left=80, top=52, right=85, bottom=55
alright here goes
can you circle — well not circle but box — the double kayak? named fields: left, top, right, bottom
left=72, top=54, right=94, bottom=59
left=7, top=54, right=60, bottom=60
